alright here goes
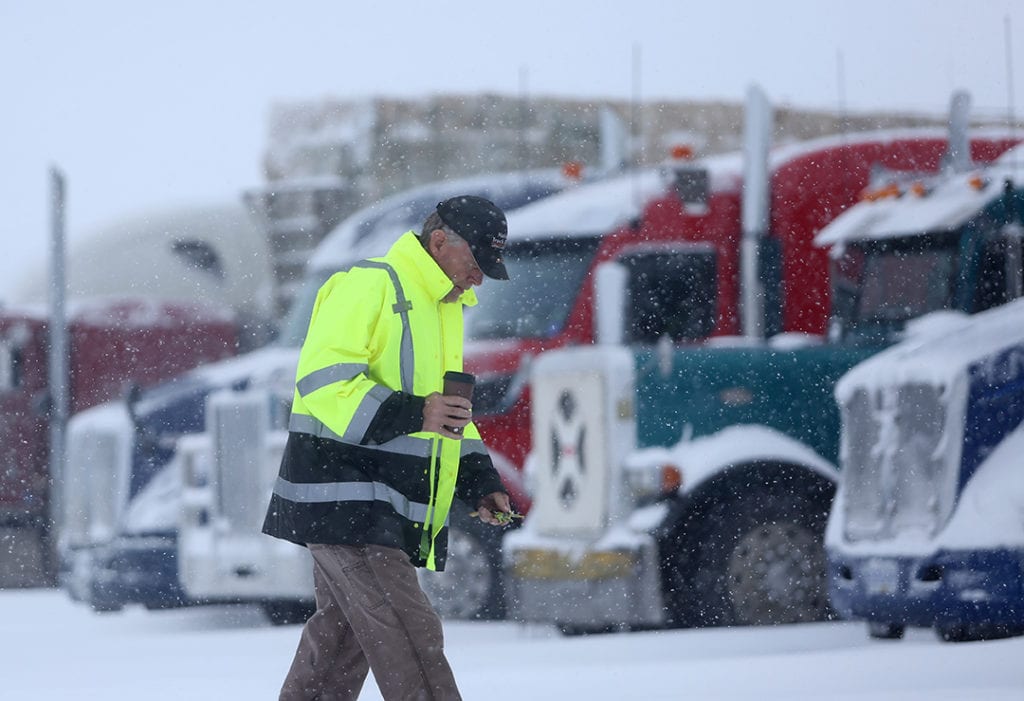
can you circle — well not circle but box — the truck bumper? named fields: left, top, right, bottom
left=179, top=529, right=313, bottom=601
left=828, top=548, right=1024, bottom=629
left=503, top=531, right=664, bottom=628
left=61, top=533, right=188, bottom=611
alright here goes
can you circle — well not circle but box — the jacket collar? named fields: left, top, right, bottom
left=387, top=231, right=478, bottom=307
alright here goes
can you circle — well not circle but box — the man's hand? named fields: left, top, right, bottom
left=474, top=492, right=512, bottom=526
left=422, top=392, right=472, bottom=440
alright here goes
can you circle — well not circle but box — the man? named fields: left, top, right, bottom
left=263, top=195, right=513, bottom=700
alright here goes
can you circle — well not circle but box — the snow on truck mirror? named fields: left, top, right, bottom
left=0, top=324, right=29, bottom=392
left=0, top=341, right=14, bottom=391
left=594, top=261, right=627, bottom=346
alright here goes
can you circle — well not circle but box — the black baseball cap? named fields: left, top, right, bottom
left=436, top=195, right=509, bottom=280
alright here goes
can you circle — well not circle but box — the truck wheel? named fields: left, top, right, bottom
left=89, top=600, right=125, bottom=614
left=938, top=623, right=1024, bottom=642
left=868, top=621, right=905, bottom=639
left=262, top=600, right=315, bottom=626
left=417, top=507, right=505, bottom=620
left=663, top=463, right=835, bottom=628
left=556, top=623, right=617, bottom=636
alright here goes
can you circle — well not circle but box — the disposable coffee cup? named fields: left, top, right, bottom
left=443, top=371, right=475, bottom=435
left=443, top=371, right=475, bottom=400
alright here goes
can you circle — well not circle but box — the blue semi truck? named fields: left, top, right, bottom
left=826, top=298, right=1024, bottom=642
left=825, top=162, right=1024, bottom=642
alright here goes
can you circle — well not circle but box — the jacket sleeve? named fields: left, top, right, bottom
left=296, top=270, right=400, bottom=444
left=363, top=391, right=426, bottom=444
left=454, top=425, right=506, bottom=505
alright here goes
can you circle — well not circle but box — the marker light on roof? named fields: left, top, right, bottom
left=860, top=182, right=901, bottom=202
left=968, top=174, right=989, bottom=191
left=909, top=181, right=929, bottom=197
left=670, top=144, right=695, bottom=161
left=561, top=161, right=583, bottom=180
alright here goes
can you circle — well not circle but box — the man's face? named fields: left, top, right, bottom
left=429, top=229, right=484, bottom=302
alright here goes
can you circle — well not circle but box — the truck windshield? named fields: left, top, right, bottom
left=466, top=236, right=602, bottom=340
left=834, top=233, right=959, bottom=340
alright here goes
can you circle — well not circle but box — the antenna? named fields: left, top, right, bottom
left=943, top=91, right=972, bottom=173
left=835, top=48, right=856, bottom=199
left=1006, top=15, right=1018, bottom=163
left=836, top=49, right=849, bottom=136
left=631, top=42, right=643, bottom=206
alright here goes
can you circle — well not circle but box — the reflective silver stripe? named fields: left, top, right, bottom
left=296, top=363, right=368, bottom=398
left=376, top=434, right=434, bottom=458
left=460, top=437, right=489, bottom=458
left=289, top=413, right=433, bottom=458
left=350, top=260, right=415, bottom=394
left=273, top=476, right=431, bottom=522
left=341, top=384, right=392, bottom=443
left=289, top=412, right=343, bottom=441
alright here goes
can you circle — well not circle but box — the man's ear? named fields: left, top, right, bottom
left=427, top=228, right=447, bottom=256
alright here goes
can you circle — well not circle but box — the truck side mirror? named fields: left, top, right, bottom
left=1002, top=179, right=1024, bottom=301
left=594, top=261, right=628, bottom=346
left=673, top=167, right=709, bottom=210
left=171, top=240, right=225, bottom=280
left=0, top=340, right=18, bottom=392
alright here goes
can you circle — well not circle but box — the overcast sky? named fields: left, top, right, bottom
left=2, top=0, right=1023, bottom=301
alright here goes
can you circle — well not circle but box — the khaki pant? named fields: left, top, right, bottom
left=279, top=543, right=462, bottom=701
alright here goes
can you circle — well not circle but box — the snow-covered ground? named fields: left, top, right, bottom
left=4, top=589, right=1022, bottom=700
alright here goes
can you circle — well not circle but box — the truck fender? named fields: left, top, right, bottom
left=654, top=455, right=838, bottom=628
left=647, top=424, right=839, bottom=498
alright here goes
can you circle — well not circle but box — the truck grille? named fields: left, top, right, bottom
left=208, top=390, right=271, bottom=533
left=841, top=383, right=960, bottom=542
left=62, top=404, right=133, bottom=548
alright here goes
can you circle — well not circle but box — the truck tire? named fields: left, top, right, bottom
left=262, top=599, right=316, bottom=626
left=662, top=462, right=835, bottom=628
left=938, top=623, right=1024, bottom=643
left=417, top=506, right=506, bottom=620
left=0, top=522, right=55, bottom=587
left=868, top=621, right=905, bottom=639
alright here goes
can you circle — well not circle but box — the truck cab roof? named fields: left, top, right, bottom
left=505, top=152, right=748, bottom=241
left=815, top=141, right=1024, bottom=249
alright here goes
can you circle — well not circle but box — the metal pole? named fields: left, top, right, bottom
left=518, top=65, right=529, bottom=172
left=48, top=166, right=68, bottom=558
left=740, top=85, right=773, bottom=339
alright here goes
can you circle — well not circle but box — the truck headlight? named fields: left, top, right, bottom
left=625, top=462, right=683, bottom=500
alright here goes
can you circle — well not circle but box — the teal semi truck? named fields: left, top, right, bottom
left=503, top=115, right=1023, bottom=632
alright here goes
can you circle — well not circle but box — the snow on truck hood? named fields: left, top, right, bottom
left=834, top=297, right=1024, bottom=404
left=132, top=344, right=299, bottom=416
left=505, top=169, right=664, bottom=239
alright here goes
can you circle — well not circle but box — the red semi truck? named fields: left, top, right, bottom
left=0, top=300, right=237, bottom=586
left=0, top=200, right=274, bottom=587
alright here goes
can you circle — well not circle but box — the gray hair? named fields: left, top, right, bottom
left=419, top=211, right=462, bottom=247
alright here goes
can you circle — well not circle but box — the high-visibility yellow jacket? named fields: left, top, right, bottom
left=262, top=232, right=504, bottom=570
